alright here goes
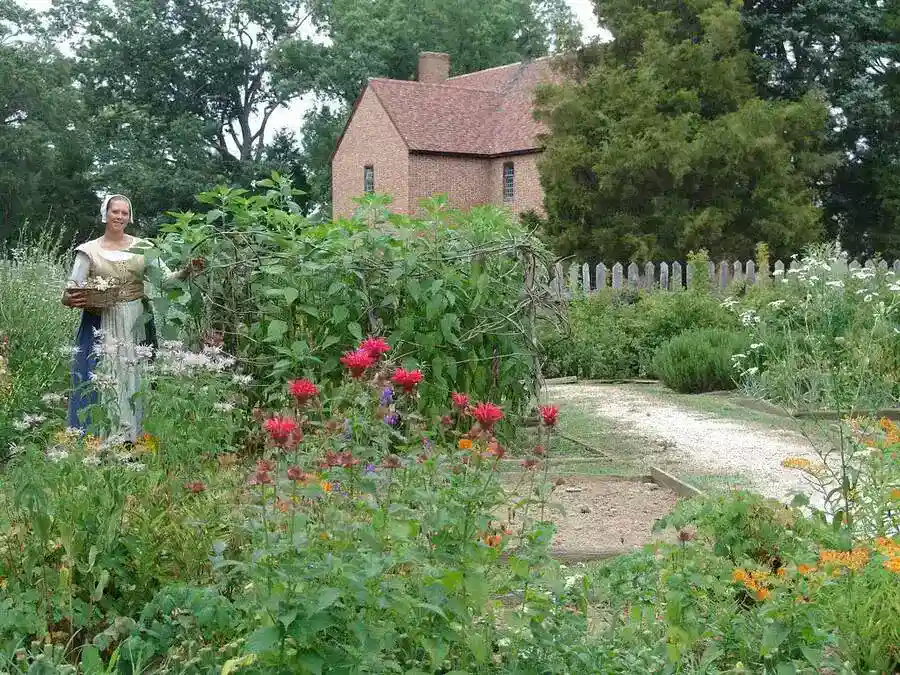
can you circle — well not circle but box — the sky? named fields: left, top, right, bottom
left=19, top=0, right=604, bottom=141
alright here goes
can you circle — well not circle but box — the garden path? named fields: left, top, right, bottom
left=548, top=383, right=820, bottom=506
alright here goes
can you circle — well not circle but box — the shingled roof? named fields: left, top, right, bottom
left=344, top=56, right=559, bottom=157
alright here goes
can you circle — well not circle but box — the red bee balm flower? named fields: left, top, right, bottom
left=359, top=337, right=391, bottom=359
left=287, top=466, right=312, bottom=483
left=184, top=481, right=206, bottom=493
left=451, top=392, right=470, bottom=410
left=391, top=367, right=423, bottom=393
left=263, top=416, right=301, bottom=447
left=472, top=402, right=504, bottom=429
left=539, top=404, right=560, bottom=428
left=288, top=378, right=319, bottom=403
left=340, top=349, right=376, bottom=378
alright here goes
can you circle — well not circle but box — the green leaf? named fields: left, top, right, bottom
left=313, top=587, right=341, bottom=614
left=508, top=556, right=530, bottom=579
left=281, top=287, right=299, bottom=305
left=332, top=305, right=349, bottom=324
left=90, top=569, right=110, bottom=602
left=80, top=645, right=103, bottom=673
left=246, top=625, right=281, bottom=653
left=298, top=305, right=320, bottom=319
left=347, top=321, right=363, bottom=340
left=221, top=654, right=257, bottom=675
left=297, top=652, right=324, bottom=675
left=267, top=319, right=288, bottom=342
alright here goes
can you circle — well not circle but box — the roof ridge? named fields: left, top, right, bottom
left=368, top=77, right=500, bottom=96
left=446, top=55, right=553, bottom=81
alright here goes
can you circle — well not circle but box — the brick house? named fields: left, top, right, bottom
left=331, top=52, right=560, bottom=220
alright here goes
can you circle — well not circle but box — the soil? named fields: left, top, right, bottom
left=502, top=474, right=680, bottom=560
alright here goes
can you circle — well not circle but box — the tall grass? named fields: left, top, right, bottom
left=0, top=234, right=77, bottom=456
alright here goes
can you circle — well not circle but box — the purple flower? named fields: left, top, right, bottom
left=422, top=437, right=433, bottom=451
left=383, top=414, right=400, bottom=427
left=365, top=463, right=376, bottom=474
left=379, top=387, right=393, bottom=405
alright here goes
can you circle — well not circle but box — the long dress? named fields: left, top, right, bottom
left=66, top=236, right=171, bottom=442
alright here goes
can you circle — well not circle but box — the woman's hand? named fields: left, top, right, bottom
left=62, top=289, right=88, bottom=309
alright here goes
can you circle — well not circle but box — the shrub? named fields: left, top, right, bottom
left=151, top=180, right=554, bottom=421
left=543, top=290, right=740, bottom=380
left=651, top=327, right=748, bottom=393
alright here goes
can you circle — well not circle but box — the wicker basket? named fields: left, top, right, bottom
left=70, top=281, right=144, bottom=309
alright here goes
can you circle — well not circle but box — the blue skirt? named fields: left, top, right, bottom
left=67, top=310, right=101, bottom=430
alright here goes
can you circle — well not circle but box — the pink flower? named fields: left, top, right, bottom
left=359, top=337, right=391, bottom=359
left=391, top=367, right=423, bottom=393
left=472, top=402, right=504, bottom=430
left=288, top=378, right=319, bottom=404
left=340, top=349, right=376, bottom=378
left=287, top=466, right=313, bottom=483
left=451, top=392, right=470, bottom=410
left=184, top=481, right=206, bottom=493
left=539, top=404, right=560, bottom=428
left=263, top=416, right=301, bottom=447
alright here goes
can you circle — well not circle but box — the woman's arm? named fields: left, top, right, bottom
left=61, top=252, right=91, bottom=308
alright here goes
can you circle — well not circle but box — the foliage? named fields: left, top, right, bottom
left=151, top=179, right=553, bottom=420
left=0, top=239, right=76, bottom=458
left=651, top=327, right=749, bottom=394
left=730, top=244, right=900, bottom=411
left=542, top=289, right=738, bottom=380
left=592, top=492, right=900, bottom=673
left=0, top=4, right=96, bottom=244
left=536, top=0, right=830, bottom=263
left=742, top=0, right=900, bottom=259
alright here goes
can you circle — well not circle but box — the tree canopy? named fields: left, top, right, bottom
left=536, top=0, right=831, bottom=263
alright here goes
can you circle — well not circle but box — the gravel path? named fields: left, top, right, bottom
left=549, top=383, right=819, bottom=504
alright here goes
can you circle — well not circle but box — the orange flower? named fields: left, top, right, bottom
left=797, top=564, right=816, bottom=576
left=482, top=533, right=502, bottom=548
left=883, top=558, right=900, bottom=574
left=754, top=588, right=771, bottom=601
left=819, top=548, right=870, bottom=571
left=890, top=488, right=900, bottom=501
left=458, top=439, right=473, bottom=450
left=320, top=481, right=333, bottom=493
left=732, top=568, right=749, bottom=583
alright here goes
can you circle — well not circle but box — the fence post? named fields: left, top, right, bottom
left=642, top=262, right=654, bottom=289
left=660, top=261, right=670, bottom=290
left=627, top=262, right=640, bottom=288
left=596, top=263, right=608, bottom=290
left=745, top=260, right=756, bottom=285
left=612, top=262, right=623, bottom=289
left=718, top=261, right=729, bottom=289
left=568, top=263, right=580, bottom=296
left=893, top=260, right=900, bottom=276
left=732, top=260, right=743, bottom=284
left=672, top=261, right=683, bottom=290
left=581, top=263, right=591, bottom=293
left=773, top=260, right=785, bottom=279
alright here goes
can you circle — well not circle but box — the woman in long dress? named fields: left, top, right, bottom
left=62, top=194, right=200, bottom=442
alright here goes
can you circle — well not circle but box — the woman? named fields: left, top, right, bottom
left=63, top=194, right=201, bottom=442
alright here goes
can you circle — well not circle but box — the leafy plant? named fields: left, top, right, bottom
left=651, top=327, right=749, bottom=393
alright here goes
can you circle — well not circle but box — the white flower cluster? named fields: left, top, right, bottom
left=12, top=413, right=46, bottom=431
left=153, top=341, right=237, bottom=377
left=740, top=310, right=760, bottom=326
left=41, top=392, right=66, bottom=405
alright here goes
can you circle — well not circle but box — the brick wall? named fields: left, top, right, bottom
left=489, top=153, right=546, bottom=216
left=408, top=154, right=492, bottom=213
left=332, top=87, right=410, bottom=220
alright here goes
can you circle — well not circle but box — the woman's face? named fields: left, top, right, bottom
left=106, top=198, right=130, bottom=233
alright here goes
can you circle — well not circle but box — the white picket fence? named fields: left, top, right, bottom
left=547, top=258, right=900, bottom=298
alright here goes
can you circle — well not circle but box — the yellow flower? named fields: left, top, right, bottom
left=732, top=568, right=748, bottom=583
left=458, top=439, right=473, bottom=450
left=781, top=457, right=811, bottom=470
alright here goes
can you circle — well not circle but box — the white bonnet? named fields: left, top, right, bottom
left=100, top=194, right=134, bottom=224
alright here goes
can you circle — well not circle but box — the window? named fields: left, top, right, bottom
left=502, top=162, right=515, bottom=202
left=363, top=165, right=374, bottom=194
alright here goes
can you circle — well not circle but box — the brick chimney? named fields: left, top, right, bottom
left=417, top=52, right=450, bottom=84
